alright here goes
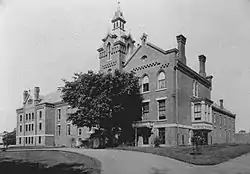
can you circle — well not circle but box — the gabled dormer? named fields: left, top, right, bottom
left=23, top=87, right=41, bottom=107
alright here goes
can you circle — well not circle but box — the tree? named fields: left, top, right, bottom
left=3, top=129, right=16, bottom=148
left=61, top=69, right=143, bottom=147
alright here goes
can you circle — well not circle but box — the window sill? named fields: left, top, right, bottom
left=155, top=88, right=167, bottom=92
left=142, top=91, right=150, bottom=94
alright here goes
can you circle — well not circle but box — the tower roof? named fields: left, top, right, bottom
left=111, top=2, right=126, bottom=23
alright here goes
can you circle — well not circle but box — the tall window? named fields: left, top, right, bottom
left=58, top=109, right=61, bottom=120
left=67, top=124, right=71, bottom=136
left=25, top=137, right=27, bottom=144
left=107, top=43, right=111, bottom=60
left=194, top=104, right=201, bottom=120
left=158, top=100, right=166, bottom=120
left=31, top=137, right=33, bottom=144
left=158, top=128, right=165, bottom=144
left=207, top=105, right=210, bottom=121
left=31, top=124, right=34, bottom=131
left=28, top=124, right=31, bottom=131
left=57, top=125, right=61, bottom=136
left=213, top=113, right=216, bottom=124
left=142, top=75, right=149, bottom=92
left=32, top=113, right=34, bottom=120
left=20, top=115, right=22, bottom=122
left=193, top=80, right=198, bottom=97
left=127, top=44, right=131, bottom=55
left=78, top=128, right=82, bottom=136
left=39, top=122, right=42, bottom=131
left=26, top=114, right=28, bottom=121
left=28, top=137, right=30, bottom=144
left=157, top=72, right=166, bottom=89
left=38, top=136, right=41, bottom=144
left=20, top=125, right=22, bottom=132
left=29, top=113, right=31, bottom=120
left=39, top=111, right=42, bottom=119
left=19, top=138, right=21, bottom=144
left=25, top=124, right=28, bottom=132
left=142, top=102, right=149, bottom=119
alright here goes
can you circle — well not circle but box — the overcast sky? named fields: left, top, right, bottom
left=0, top=0, right=250, bottom=133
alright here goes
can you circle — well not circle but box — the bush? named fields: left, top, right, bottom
left=153, top=137, right=161, bottom=147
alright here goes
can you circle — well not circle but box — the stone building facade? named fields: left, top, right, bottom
left=16, top=5, right=236, bottom=147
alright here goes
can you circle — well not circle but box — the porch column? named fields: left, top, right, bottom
left=135, top=127, right=138, bottom=146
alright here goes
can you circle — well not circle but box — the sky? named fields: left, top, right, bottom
left=0, top=0, right=250, bottom=133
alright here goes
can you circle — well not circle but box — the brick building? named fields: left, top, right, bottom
left=16, top=89, right=92, bottom=147
left=97, top=6, right=236, bottom=146
left=16, top=5, right=236, bottom=147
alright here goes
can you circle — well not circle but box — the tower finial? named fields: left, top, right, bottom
left=117, top=0, right=121, bottom=12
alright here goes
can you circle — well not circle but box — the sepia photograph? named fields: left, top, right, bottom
left=0, top=0, right=250, bottom=173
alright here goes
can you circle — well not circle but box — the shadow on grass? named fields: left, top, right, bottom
left=0, top=158, right=101, bottom=174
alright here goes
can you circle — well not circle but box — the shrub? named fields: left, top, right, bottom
left=153, top=136, right=161, bottom=147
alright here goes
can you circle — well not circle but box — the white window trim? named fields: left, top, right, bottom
left=155, top=88, right=167, bottom=92
left=142, top=99, right=150, bottom=103
left=156, top=97, right=167, bottom=101
left=141, top=91, right=150, bottom=94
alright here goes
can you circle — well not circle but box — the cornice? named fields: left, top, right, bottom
left=176, top=60, right=211, bottom=88
left=212, top=105, right=236, bottom=118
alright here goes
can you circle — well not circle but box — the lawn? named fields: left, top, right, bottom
left=0, top=150, right=101, bottom=174
left=116, top=143, right=250, bottom=165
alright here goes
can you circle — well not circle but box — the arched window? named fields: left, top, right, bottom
left=142, top=75, right=149, bottom=92
left=157, top=71, right=166, bottom=89
left=107, top=69, right=112, bottom=73
left=107, top=43, right=111, bottom=60
left=127, top=44, right=131, bottom=55
left=193, top=80, right=198, bottom=97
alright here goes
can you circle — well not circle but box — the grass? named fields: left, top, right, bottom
left=115, top=143, right=250, bottom=165
left=0, top=150, right=101, bottom=174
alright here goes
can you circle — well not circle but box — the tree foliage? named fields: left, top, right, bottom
left=61, top=69, right=143, bottom=146
left=3, top=129, right=16, bottom=147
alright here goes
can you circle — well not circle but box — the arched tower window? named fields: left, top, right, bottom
left=157, top=71, right=166, bottom=89
left=142, top=75, right=149, bottom=92
left=107, top=43, right=111, bottom=60
left=127, top=44, right=131, bottom=55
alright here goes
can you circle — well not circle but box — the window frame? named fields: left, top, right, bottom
left=67, top=124, right=71, bottom=136
left=194, top=103, right=202, bottom=120
left=142, top=75, right=149, bottom=93
left=58, top=108, right=61, bottom=120
left=39, top=122, right=42, bottom=131
left=157, top=71, right=166, bottom=90
left=158, top=128, right=166, bottom=144
left=158, top=99, right=166, bottom=120
left=193, top=80, right=198, bottom=97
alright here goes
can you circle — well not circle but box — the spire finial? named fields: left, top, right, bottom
left=117, top=0, right=121, bottom=12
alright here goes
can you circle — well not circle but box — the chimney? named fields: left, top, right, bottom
left=176, top=34, right=186, bottom=65
left=198, top=55, right=206, bottom=77
left=34, top=87, right=40, bottom=100
left=140, top=33, right=147, bottom=45
left=206, top=75, right=213, bottom=83
left=23, top=90, right=28, bottom=102
left=219, top=99, right=224, bottom=109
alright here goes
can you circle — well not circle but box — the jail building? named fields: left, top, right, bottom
left=16, top=5, right=236, bottom=147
